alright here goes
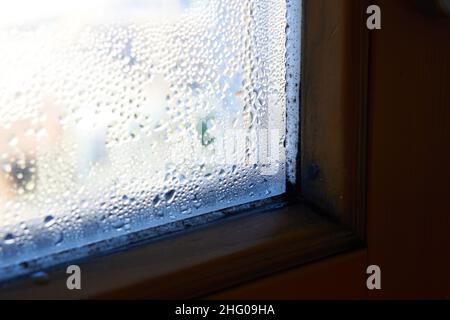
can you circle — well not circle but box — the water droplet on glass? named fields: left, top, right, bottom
left=153, top=195, right=161, bottom=207
left=44, top=215, right=55, bottom=227
left=164, top=189, right=176, bottom=203
left=4, top=233, right=15, bottom=245
left=31, top=271, right=50, bottom=285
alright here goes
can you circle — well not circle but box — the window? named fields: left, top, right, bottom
left=0, top=0, right=369, bottom=299
left=0, top=0, right=301, bottom=279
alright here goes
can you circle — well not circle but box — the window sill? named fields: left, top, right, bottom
left=0, top=202, right=363, bottom=299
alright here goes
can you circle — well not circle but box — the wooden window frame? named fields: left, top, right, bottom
left=0, top=0, right=370, bottom=299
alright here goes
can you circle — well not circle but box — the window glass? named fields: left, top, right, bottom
left=0, top=0, right=297, bottom=273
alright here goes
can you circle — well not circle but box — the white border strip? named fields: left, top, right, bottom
left=285, top=0, right=302, bottom=185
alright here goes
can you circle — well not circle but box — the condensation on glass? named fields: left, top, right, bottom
left=0, top=0, right=299, bottom=274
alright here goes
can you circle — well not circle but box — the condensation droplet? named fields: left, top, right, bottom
left=44, top=215, right=55, bottom=227
left=4, top=233, right=15, bottom=245
left=164, top=190, right=176, bottom=203
left=153, top=195, right=161, bottom=207
left=31, top=271, right=50, bottom=285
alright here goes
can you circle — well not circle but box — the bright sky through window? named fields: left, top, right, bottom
left=0, top=0, right=300, bottom=278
